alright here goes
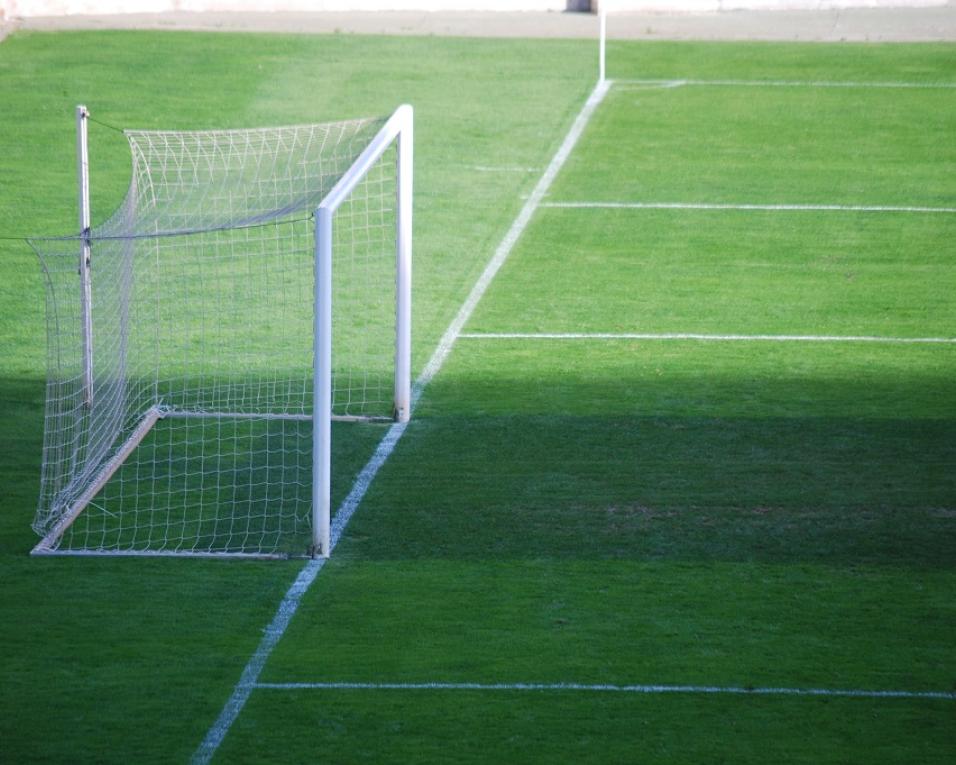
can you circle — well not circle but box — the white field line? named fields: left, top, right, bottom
left=191, top=78, right=612, bottom=765
left=254, top=680, right=956, bottom=702
left=411, top=78, right=611, bottom=406
left=459, top=332, right=956, bottom=345
left=541, top=201, right=956, bottom=214
left=468, top=165, right=539, bottom=173
left=190, top=558, right=327, bottom=764
left=615, top=78, right=956, bottom=90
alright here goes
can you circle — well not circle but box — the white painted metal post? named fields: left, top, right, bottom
left=394, top=105, right=413, bottom=423
left=308, top=103, right=414, bottom=557
left=77, top=104, right=93, bottom=407
left=312, top=207, right=333, bottom=558
left=599, top=9, right=607, bottom=85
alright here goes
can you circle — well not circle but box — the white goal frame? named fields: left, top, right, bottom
left=313, top=104, right=413, bottom=557
left=31, top=104, right=413, bottom=559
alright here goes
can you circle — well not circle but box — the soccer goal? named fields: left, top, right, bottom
left=30, top=104, right=412, bottom=559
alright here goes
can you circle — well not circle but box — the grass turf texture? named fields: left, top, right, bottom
left=1, top=31, right=954, bottom=763
left=222, top=688, right=954, bottom=765
left=553, top=82, right=956, bottom=207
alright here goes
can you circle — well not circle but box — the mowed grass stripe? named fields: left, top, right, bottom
left=465, top=208, right=955, bottom=337
left=459, top=332, right=956, bottom=343
left=550, top=83, right=955, bottom=207
left=603, top=41, right=956, bottom=87
left=615, top=78, right=956, bottom=89
left=542, top=201, right=956, bottom=213
left=219, top=688, right=956, bottom=764
left=343, top=345, right=954, bottom=565
left=266, top=561, right=956, bottom=686
left=422, top=338, right=956, bottom=419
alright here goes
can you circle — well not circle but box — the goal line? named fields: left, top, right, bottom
left=254, top=679, right=956, bottom=702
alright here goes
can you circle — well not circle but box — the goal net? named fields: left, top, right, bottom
left=30, top=105, right=412, bottom=559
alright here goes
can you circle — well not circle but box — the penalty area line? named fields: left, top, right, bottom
left=254, top=680, right=956, bottom=702
left=459, top=333, right=956, bottom=345
left=541, top=201, right=956, bottom=214
left=614, top=78, right=956, bottom=90
left=191, top=78, right=613, bottom=765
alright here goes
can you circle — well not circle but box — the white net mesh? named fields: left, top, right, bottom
left=31, top=115, right=401, bottom=557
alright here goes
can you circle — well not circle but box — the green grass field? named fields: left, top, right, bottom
left=1, top=27, right=954, bottom=763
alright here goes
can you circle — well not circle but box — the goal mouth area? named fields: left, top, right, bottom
left=30, top=405, right=392, bottom=560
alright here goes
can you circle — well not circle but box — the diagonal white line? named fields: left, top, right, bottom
left=191, top=78, right=612, bottom=765
left=458, top=333, right=956, bottom=345
left=541, top=202, right=956, bottom=214
left=190, top=559, right=327, bottom=764
left=411, top=79, right=611, bottom=408
left=254, top=680, right=956, bottom=701
left=615, top=78, right=956, bottom=90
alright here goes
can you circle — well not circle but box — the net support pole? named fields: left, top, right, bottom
left=599, top=9, right=607, bottom=85
left=394, top=105, right=413, bottom=423
left=76, top=104, right=93, bottom=407
left=312, top=206, right=333, bottom=558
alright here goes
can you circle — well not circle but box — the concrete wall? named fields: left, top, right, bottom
left=594, top=1, right=947, bottom=10
left=2, top=0, right=947, bottom=20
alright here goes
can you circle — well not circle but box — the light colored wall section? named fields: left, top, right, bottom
left=3, top=0, right=950, bottom=19
left=4, top=0, right=564, bottom=17
left=594, top=1, right=947, bottom=10
left=3, top=1, right=564, bottom=18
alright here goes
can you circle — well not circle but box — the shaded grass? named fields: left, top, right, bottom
left=222, top=672, right=956, bottom=764
left=57, top=417, right=391, bottom=557
left=1, top=552, right=300, bottom=764
left=341, top=415, right=955, bottom=567
left=423, top=340, right=956, bottom=420
left=267, top=560, right=956, bottom=692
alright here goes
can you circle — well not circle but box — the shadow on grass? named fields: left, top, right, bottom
left=6, top=367, right=955, bottom=567
left=0, top=376, right=45, bottom=553
left=0, top=374, right=391, bottom=558
left=345, top=411, right=956, bottom=568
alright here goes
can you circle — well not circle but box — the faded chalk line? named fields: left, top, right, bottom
left=459, top=332, right=956, bottom=345
left=191, top=78, right=612, bottom=765
left=541, top=201, right=956, bottom=214
left=615, top=78, right=956, bottom=90
left=254, top=680, right=956, bottom=702
left=468, top=165, right=539, bottom=173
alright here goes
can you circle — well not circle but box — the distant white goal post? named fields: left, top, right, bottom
left=30, top=104, right=413, bottom=559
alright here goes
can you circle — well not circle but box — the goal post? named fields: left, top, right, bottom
left=30, top=104, right=413, bottom=559
left=76, top=104, right=94, bottom=408
left=313, top=104, right=412, bottom=557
